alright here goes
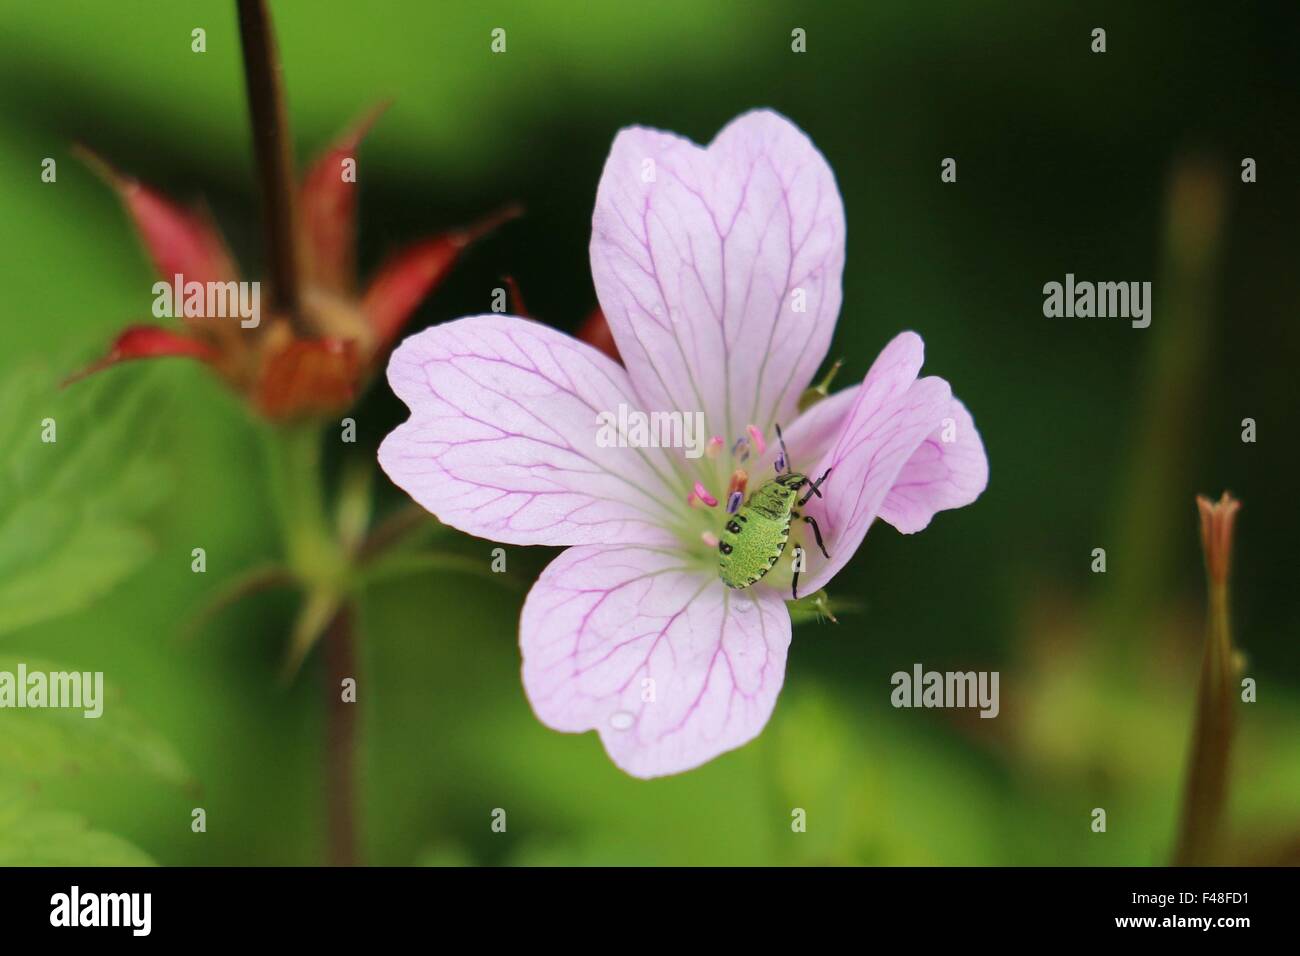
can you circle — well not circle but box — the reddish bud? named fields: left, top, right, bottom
left=1197, top=491, right=1241, bottom=586
left=361, top=205, right=521, bottom=352
left=64, top=325, right=219, bottom=385
left=299, top=102, right=391, bottom=294
left=255, top=338, right=359, bottom=419
left=75, top=146, right=237, bottom=286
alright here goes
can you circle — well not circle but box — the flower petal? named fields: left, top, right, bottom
left=378, top=316, right=686, bottom=546
left=63, top=325, right=218, bottom=385
left=752, top=331, right=922, bottom=476
left=878, top=396, right=988, bottom=534
left=794, top=333, right=953, bottom=594
left=361, top=205, right=522, bottom=354
left=590, top=109, right=845, bottom=441
left=778, top=334, right=986, bottom=538
left=775, top=383, right=859, bottom=470
left=521, top=544, right=792, bottom=778
left=299, top=103, right=389, bottom=294
left=76, top=146, right=237, bottom=286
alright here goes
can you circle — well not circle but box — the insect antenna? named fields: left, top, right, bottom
left=774, top=423, right=792, bottom=474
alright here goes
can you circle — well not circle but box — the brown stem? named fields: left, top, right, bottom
left=236, top=0, right=304, bottom=330
left=323, top=604, right=361, bottom=866
left=1173, top=581, right=1233, bottom=864
left=1173, top=493, right=1240, bottom=865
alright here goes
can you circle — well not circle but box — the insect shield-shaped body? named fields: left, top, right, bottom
left=717, top=425, right=832, bottom=599
left=719, top=473, right=806, bottom=588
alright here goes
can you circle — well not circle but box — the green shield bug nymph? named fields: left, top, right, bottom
left=717, top=424, right=831, bottom=600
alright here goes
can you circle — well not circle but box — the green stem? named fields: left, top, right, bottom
left=260, top=422, right=360, bottom=865
left=263, top=423, right=343, bottom=586
left=323, top=603, right=360, bottom=866
left=1102, top=159, right=1224, bottom=662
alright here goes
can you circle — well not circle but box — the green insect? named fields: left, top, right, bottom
left=717, top=424, right=831, bottom=600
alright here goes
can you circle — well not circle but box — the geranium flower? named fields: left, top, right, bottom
left=378, top=110, right=988, bottom=777
left=70, top=109, right=516, bottom=419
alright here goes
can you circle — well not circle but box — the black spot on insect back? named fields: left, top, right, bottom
left=719, top=541, right=733, bottom=555
left=726, top=521, right=741, bottom=534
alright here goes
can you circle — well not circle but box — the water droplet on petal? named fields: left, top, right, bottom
left=610, top=711, right=635, bottom=731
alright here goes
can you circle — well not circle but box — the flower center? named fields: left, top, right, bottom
left=677, top=422, right=780, bottom=565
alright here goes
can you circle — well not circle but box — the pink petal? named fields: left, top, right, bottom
left=774, top=384, right=859, bottom=470
left=778, top=334, right=987, bottom=538
left=590, top=109, right=845, bottom=442
left=878, top=396, right=988, bottom=534
left=794, top=333, right=954, bottom=594
left=520, top=544, right=791, bottom=778
left=755, top=331, right=922, bottom=474
left=378, top=315, right=686, bottom=547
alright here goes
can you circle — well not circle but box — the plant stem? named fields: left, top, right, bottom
left=1173, top=494, right=1240, bottom=865
left=236, top=0, right=304, bottom=330
left=323, top=604, right=360, bottom=867
left=263, top=423, right=339, bottom=580
left=1104, top=159, right=1223, bottom=663
left=1173, top=580, right=1234, bottom=864
left=261, top=423, right=361, bottom=865
left=236, top=0, right=359, bottom=871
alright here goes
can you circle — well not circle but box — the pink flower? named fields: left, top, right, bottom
left=378, top=111, right=988, bottom=778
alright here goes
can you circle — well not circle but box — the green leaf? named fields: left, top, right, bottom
left=0, top=364, right=170, bottom=637
left=0, top=656, right=191, bottom=787
left=0, top=785, right=155, bottom=866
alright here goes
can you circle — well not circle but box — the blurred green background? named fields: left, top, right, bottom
left=1, top=0, right=1297, bottom=865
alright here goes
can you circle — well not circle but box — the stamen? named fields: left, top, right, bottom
left=705, top=436, right=724, bottom=459
left=746, top=424, right=766, bottom=456
left=725, top=469, right=748, bottom=514
left=701, top=531, right=720, bottom=548
left=775, top=451, right=786, bottom=473
left=731, top=436, right=751, bottom=462
left=691, top=481, right=718, bottom=508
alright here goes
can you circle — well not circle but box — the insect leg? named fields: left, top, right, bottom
left=802, top=515, right=830, bottom=559
left=791, top=546, right=803, bottom=600
left=797, top=467, right=833, bottom=506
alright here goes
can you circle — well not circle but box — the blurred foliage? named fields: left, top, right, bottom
left=0, top=656, right=190, bottom=787
left=0, top=1, right=1296, bottom=865
left=0, top=367, right=169, bottom=636
left=0, top=784, right=156, bottom=866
